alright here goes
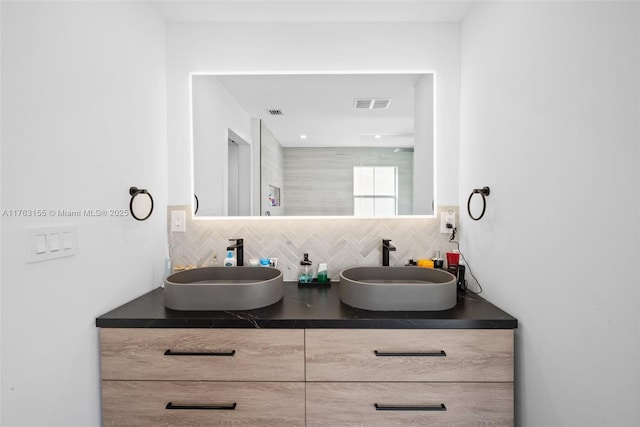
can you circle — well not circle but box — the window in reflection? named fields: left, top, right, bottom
left=353, top=166, right=398, bottom=217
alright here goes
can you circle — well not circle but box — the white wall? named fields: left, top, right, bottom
left=0, top=0, right=3, bottom=416
left=414, top=73, right=435, bottom=213
left=0, top=2, right=167, bottom=425
left=167, top=22, right=460, bottom=208
left=460, top=2, right=639, bottom=425
left=192, top=76, right=253, bottom=216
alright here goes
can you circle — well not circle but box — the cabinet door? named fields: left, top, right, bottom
left=306, top=329, right=513, bottom=382
left=102, top=381, right=305, bottom=426
left=306, top=382, right=513, bottom=427
left=100, top=328, right=304, bottom=381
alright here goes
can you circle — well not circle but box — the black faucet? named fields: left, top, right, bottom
left=382, top=239, right=396, bottom=266
left=227, top=238, right=244, bottom=266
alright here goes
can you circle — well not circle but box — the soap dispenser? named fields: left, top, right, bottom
left=298, top=253, right=313, bottom=284
left=224, top=250, right=237, bottom=267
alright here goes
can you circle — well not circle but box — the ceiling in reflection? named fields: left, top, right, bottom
left=214, top=73, right=424, bottom=148
left=151, top=1, right=475, bottom=23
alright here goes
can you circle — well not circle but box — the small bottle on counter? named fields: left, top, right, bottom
left=433, top=251, right=444, bottom=269
left=164, top=258, right=171, bottom=279
left=446, top=250, right=460, bottom=275
left=298, top=253, right=313, bottom=283
left=224, top=250, right=237, bottom=267
left=317, top=263, right=328, bottom=282
left=457, top=257, right=467, bottom=291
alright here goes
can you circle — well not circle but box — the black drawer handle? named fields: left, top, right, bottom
left=374, top=350, right=446, bottom=357
left=166, top=402, right=237, bottom=410
left=164, top=349, right=236, bottom=357
left=375, top=403, right=447, bottom=412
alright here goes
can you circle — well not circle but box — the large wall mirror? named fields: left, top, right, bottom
left=191, top=72, right=434, bottom=218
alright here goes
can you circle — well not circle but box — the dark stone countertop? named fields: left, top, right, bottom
left=96, top=282, right=517, bottom=329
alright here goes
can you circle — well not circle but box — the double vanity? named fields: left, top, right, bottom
left=96, top=267, right=517, bottom=426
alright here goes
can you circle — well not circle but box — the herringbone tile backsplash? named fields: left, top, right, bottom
left=168, top=206, right=459, bottom=281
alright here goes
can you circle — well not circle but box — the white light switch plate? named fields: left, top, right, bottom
left=171, top=210, right=186, bottom=232
left=27, top=226, right=77, bottom=263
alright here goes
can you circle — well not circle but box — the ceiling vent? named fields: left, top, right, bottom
left=354, top=99, right=391, bottom=110
left=267, top=109, right=283, bottom=115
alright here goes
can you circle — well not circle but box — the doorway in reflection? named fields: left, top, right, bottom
left=227, top=131, right=252, bottom=216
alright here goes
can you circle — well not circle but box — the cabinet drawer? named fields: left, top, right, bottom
left=102, top=381, right=305, bottom=426
left=306, top=382, right=513, bottom=427
left=100, top=328, right=304, bottom=381
left=306, top=329, right=513, bottom=382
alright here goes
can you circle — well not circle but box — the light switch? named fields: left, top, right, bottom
left=62, top=232, right=73, bottom=250
left=27, top=226, right=77, bottom=263
left=36, top=234, right=47, bottom=254
left=49, top=233, right=60, bottom=251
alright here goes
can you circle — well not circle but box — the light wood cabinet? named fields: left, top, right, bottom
left=100, top=329, right=305, bottom=426
left=102, top=381, right=305, bottom=426
left=100, top=328, right=304, bottom=381
left=100, top=328, right=514, bottom=426
left=306, top=329, right=514, bottom=382
left=305, top=329, right=514, bottom=426
left=306, top=382, right=513, bottom=427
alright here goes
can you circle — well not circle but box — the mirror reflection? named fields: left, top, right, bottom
left=191, top=73, right=434, bottom=217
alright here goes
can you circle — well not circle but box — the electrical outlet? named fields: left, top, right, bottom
left=440, top=209, right=456, bottom=234
left=171, top=210, right=186, bottom=232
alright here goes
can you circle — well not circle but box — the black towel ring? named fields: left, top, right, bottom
left=467, top=186, right=490, bottom=221
left=129, top=187, right=154, bottom=221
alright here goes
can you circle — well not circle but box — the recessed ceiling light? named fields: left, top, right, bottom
left=374, top=134, right=382, bottom=139
left=300, top=134, right=307, bottom=139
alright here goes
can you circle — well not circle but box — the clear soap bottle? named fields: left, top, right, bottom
left=298, top=253, right=313, bottom=283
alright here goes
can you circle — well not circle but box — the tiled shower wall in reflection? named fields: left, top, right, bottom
left=168, top=206, right=459, bottom=281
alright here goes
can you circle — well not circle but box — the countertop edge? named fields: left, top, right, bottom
left=95, top=284, right=518, bottom=330
left=95, top=318, right=518, bottom=329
